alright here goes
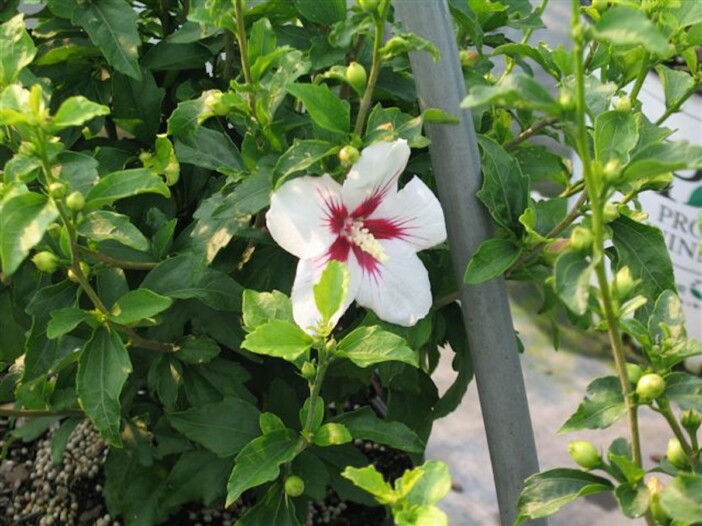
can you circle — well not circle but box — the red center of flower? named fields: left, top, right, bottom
left=323, top=195, right=405, bottom=276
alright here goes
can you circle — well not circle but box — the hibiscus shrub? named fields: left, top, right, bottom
left=0, top=1, right=464, bottom=524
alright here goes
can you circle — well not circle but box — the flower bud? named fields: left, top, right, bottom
left=346, top=62, right=367, bottom=92
left=569, top=226, right=593, bottom=251
left=65, top=191, right=85, bottom=212
left=681, top=409, right=701, bottom=434
left=48, top=182, right=67, bottom=199
left=557, top=90, right=575, bottom=111
left=338, top=145, right=360, bottom=167
left=568, top=441, right=601, bottom=469
left=613, top=266, right=637, bottom=299
left=357, top=0, right=379, bottom=12
left=32, top=251, right=60, bottom=274
left=602, top=202, right=619, bottom=223
left=284, top=475, right=305, bottom=497
left=625, top=363, right=643, bottom=385
left=647, top=476, right=669, bottom=523
left=636, top=373, right=666, bottom=401
left=542, top=238, right=570, bottom=266
left=301, top=361, right=316, bottom=381
left=602, top=159, right=621, bottom=185
left=666, top=438, right=688, bottom=468
left=459, top=49, right=479, bottom=67
left=615, top=96, right=632, bottom=113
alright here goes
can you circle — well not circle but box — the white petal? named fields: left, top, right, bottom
left=266, top=174, right=342, bottom=259
left=351, top=241, right=433, bottom=327
left=291, top=256, right=360, bottom=334
left=370, top=176, right=447, bottom=251
left=342, top=139, right=410, bottom=213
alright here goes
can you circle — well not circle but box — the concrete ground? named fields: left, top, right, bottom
left=427, top=286, right=671, bottom=526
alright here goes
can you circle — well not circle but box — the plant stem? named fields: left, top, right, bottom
left=629, top=52, right=650, bottom=102
left=571, top=8, right=650, bottom=523
left=233, top=0, right=255, bottom=111
left=302, top=345, right=330, bottom=439
left=0, top=404, right=83, bottom=418
left=504, top=117, right=558, bottom=150
left=354, top=0, right=392, bottom=136
left=656, top=399, right=698, bottom=468
left=78, top=246, right=158, bottom=270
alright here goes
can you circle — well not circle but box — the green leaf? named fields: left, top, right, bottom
left=611, top=216, right=675, bottom=321
left=236, top=483, right=301, bottom=526
left=242, top=320, right=314, bottom=361
left=559, top=376, right=626, bottom=433
left=108, top=289, right=172, bottom=325
left=513, top=146, right=569, bottom=186
left=175, top=336, right=220, bottom=364
left=78, top=210, right=150, bottom=251
left=660, top=473, right=702, bottom=523
left=405, top=461, right=452, bottom=506
left=476, top=136, right=529, bottom=232
left=260, top=412, right=287, bottom=435
left=608, top=451, right=644, bottom=484
left=272, top=139, right=337, bottom=185
left=141, top=254, right=243, bottom=311
left=293, top=0, right=345, bottom=25
left=0, top=14, right=37, bottom=86
left=163, top=450, right=234, bottom=509
left=148, top=354, right=181, bottom=410
left=464, top=238, right=522, bottom=284
left=85, top=168, right=170, bottom=212
left=51, top=96, right=110, bottom=130
left=169, top=397, right=261, bottom=458
left=242, top=290, right=293, bottom=330
left=0, top=192, right=59, bottom=276
left=141, top=41, right=211, bottom=71
left=77, top=327, right=132, bottom=446
left=175, top=126, right=244, bottom=176
left=614, top=483, right=650, bottom=518
left=649, top=290, right=686, bottom=342
left=167, top=91, right=218, bottom=136
left=594, top=110, right=638, bottom=164
left=247, top=17, right=276, bottom=70
left=332, top=407, right=424, bottom=453
left=50, top=418, right=80, bottom=464
left=112, top=69, right=165, bottom=143
left=593, top=7, right=668, bottom=56
left=516, top=469, right=614, bottom=523
left=72, top=0, right=142, bottom=80
left=47, top=308, right=90, bottom=339
left=553, top=251, right=594, bottom=316
left=664, top=372, right=702, bottom=411
left=225, top=428, right=301, bottom=506
left=461, top=74, right=561, bottom=115
left=656, top=65, right=695, bottom=112
left=380, top=33, right=440, bottom=61
left=286, top=83, right=350, bottom=134
left=341, top=465, right=395, bottom=504
left=313, top=423, right=352, bottom=447
left=57, top=151, right=100, bottom=195
left=337, top=326, right=418, bottom=368
left=299, top=396, right=324, bottom=432
left=624, top=141, right=702, bottom=181
left=313, top=260, right=350, bottom=325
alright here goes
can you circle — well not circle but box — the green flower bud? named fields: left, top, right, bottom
left=284, top=475, right=305, bottom=497
left=625, top=363, right=643, bottom=385
left=542, top=238, right=570, bottom=266
left=666, top=438, right=688, bottom=469
left=681, top=409, right=701, bottom=434
left=557, top=90, right=575, bottom=111
left=569, top=226, right=593, bottom=251
left=48, top=182, right=67, bottom=199
left=568, top=440, right=601, bottom=469
left=357, top=0, right=379, bottom=13
left=636, top=373, right=666, bottom=401
left=32, top=251, right=60, bottom=274
left=300, top=361, right=316, bottom=381
left=602, top=159, right=621, bottom=185
left=647, top=477, right=669, bottom=523
left=602, top=202, right=619, bottom=223
left=346, top=62, right=367, bottom=92
left=338, top=145, right=360, bottom=167
left=459, top=49, right=479, bottom=67
left=615, top=96, right=632, bottom=113
left=65, top=191, right=85, bottom=212
left=613, top=266, right=637, bottom=299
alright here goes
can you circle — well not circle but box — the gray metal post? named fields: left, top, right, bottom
left=392, top=2, right=545, bottom=525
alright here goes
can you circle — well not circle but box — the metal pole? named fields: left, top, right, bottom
left=392, top=2, right=545, bottom=525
